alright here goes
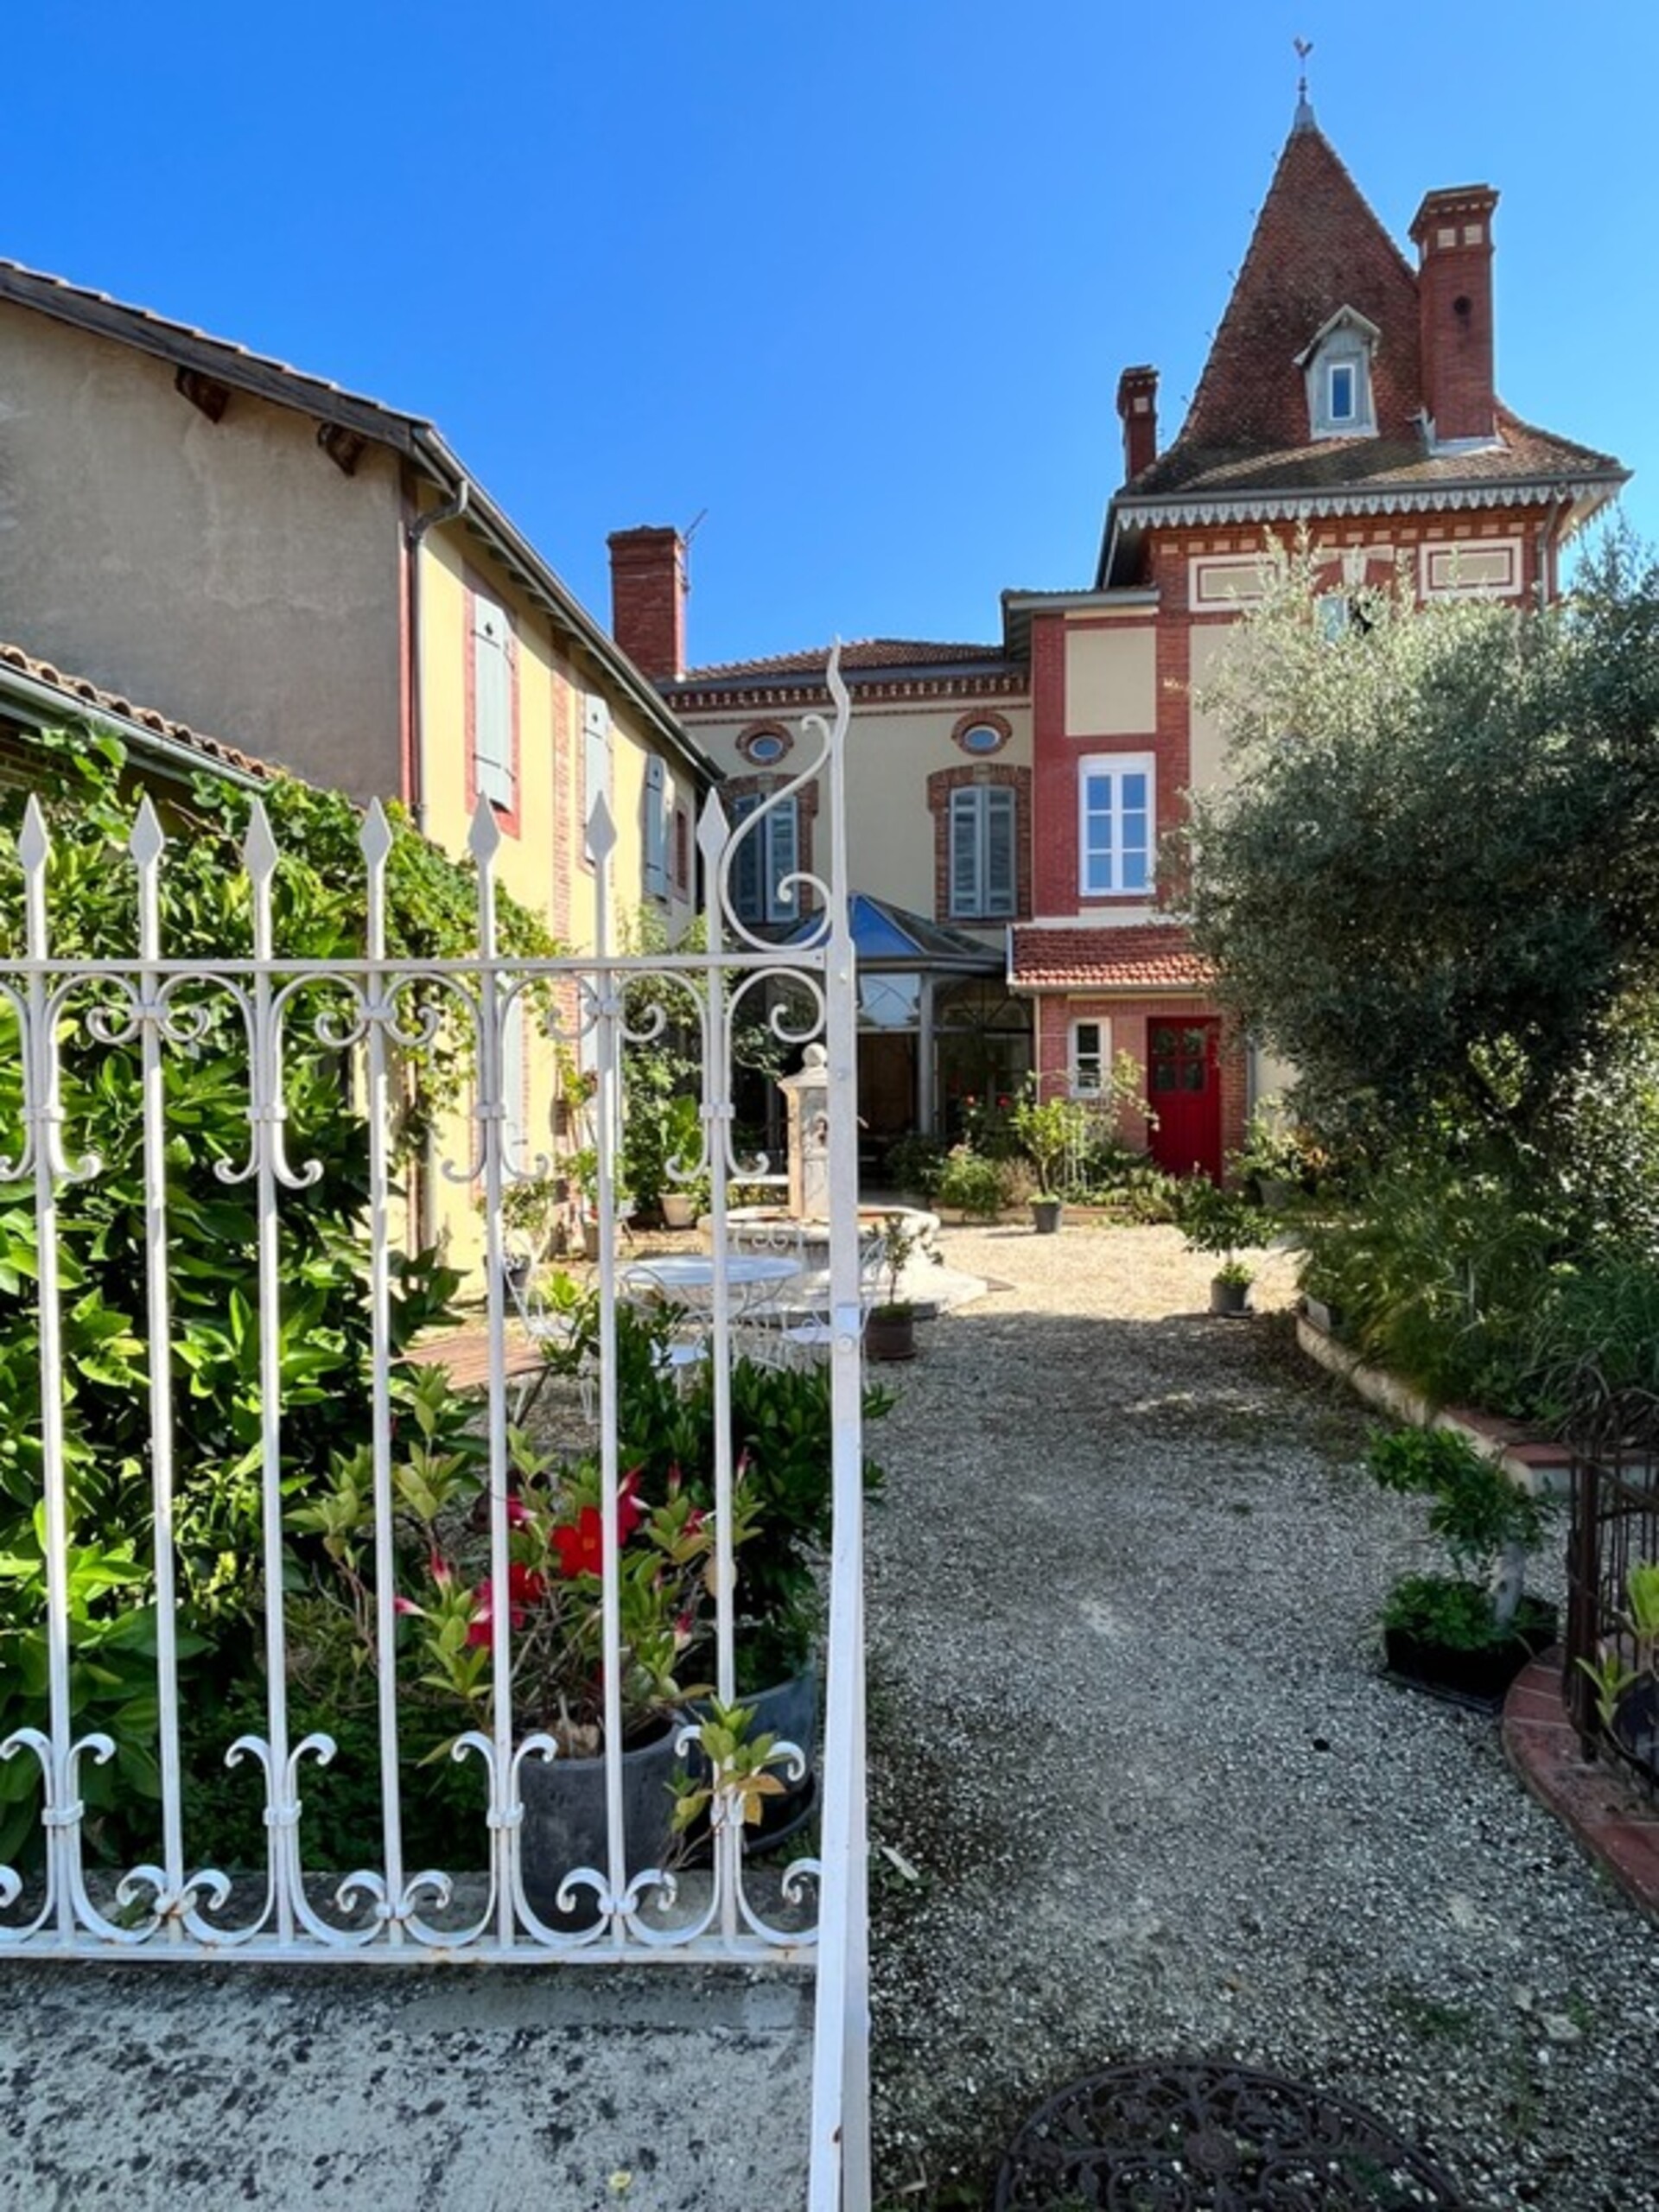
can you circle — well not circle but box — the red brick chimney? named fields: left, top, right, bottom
left=1116, top=365, right=1160, bottom=482
left=607, top=525, right=687, bottom=682
left=1408, top=185, right=1499, bottom=446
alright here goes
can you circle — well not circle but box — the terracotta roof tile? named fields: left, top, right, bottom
left=677, top=638, right=1009, bottom=685
left=0, top=640, right=277, bottom=781
left=1124, top=118, right=1624, bottom=511
left=1010, top=925, right=1213, bottom=993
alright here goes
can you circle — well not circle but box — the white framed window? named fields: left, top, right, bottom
left=582, top=695, right=611, bottom=862
left=471, top=589, right=514, bottom=810
left=1070, top=1017, right=1110, bottom=1099
left=1298, top=306, right=1378, bottom=442
left=1078, top=753, right=1154, bottom=897
left=731, top=792, right=798, bottom=923
left=949, top=785, right=1017, bottom=918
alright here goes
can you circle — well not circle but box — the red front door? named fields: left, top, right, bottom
left=1147, top=1018, right=1223, bottom=1184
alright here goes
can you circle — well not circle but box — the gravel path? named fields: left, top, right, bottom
left=866, top=1222, right=1659, bottom=2211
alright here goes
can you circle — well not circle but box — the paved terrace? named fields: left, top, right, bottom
left=5, top=1223, right=1658, bottom=2209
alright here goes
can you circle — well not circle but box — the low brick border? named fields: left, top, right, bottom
left=1503, top=1653, right=1659, bottom=1919
left=1296, top=1310, right=1659, bottom=1917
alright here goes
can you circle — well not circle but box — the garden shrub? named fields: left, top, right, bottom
left=0, top=728, right=551, bottom=1866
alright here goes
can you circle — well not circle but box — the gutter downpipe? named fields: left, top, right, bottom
left=405, top=475, right=471, bottom=841
left=404, top=473, right=470, bottom=1252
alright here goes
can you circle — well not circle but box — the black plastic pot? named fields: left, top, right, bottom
left=1030, top=1198, right=1063, bottom=1236
left=1383, top=1605, right=1558, bottom=1712
left=865, top=1307, right=918, bottom=1361
left=1210, top=1274, right=1252, bottom=1317
left=517, top=1721, right=684, bottom=1930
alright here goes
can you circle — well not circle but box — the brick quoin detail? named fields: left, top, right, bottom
left=926, top=763, right=1032, bottom=922
left=1030, top=614, right=1071, bottom=912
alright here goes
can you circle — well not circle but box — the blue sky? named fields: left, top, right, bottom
left=9, top=3, right=1653, bottom=671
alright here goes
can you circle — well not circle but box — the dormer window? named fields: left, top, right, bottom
left=1297, top=306, right=1379, bottom=441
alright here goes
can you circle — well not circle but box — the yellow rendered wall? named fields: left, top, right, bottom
left=1064, top=623, right=1156, bottom=737
left=684, top=693, right=1032, bottom=936
left=415, top=528, right=701, bottom=1280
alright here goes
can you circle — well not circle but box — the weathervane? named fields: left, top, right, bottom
left=1294, top=35, right=1313, bottom=99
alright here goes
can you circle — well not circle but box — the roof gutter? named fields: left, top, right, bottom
left=404, top=476, right=471, bottom=838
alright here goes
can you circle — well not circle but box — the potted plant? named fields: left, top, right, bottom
left=1368, top=1424, right=1557, bottom=1707
left=297, top=1391, right=749, bottom=1929
left=566, top=1144, right=633, bottom=1260
left=863, top=1210, right=938, bottom=1362
left=1174, top=1176, right=1270, bottom=1316
left=658, top=1093, right=709, bottom=1229
left=1008, top=1088, right=1092, bottom=1233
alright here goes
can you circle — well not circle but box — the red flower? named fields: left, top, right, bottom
left=551, top=1505, right=604, bottom=1580
left=464, top=1565, right=546, bottom=1648
left=550, top=1476, right=645, bottom=1580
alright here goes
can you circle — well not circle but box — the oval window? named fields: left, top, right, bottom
left=746, top=733, right=785, bottom=764
left=960, top=725, right=1002, bottom=755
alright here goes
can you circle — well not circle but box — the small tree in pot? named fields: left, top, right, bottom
left=1368, top=1424, right=1556, bottom=1704
left=1174, top=1176, right=1271, bottom=1314
left=1008, top=1088, right=1093, bottom=1233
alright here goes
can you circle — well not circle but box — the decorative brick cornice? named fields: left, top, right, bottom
left=673, top=671, right=1029, bottom=715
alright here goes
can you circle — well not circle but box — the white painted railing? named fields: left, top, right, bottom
left=0, top=659, right=868, bottom=2204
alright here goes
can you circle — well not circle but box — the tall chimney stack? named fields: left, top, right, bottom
left=1408, top=185, right=1499, bottom=447
left=607, top=525, right=688, bottom=682
left=1116, top=365, right=1160, bottom=483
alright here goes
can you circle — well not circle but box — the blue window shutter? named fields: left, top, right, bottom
left=583, top=695, right=611, bottom=861
left=731, top=794, right=761, bottom=921
left=644, top=753, right=669, bottom=897
left=472, top=593, right=513, bottom=809
left=769, top=798, right=798, bottom=916
left=950, top=789, right=980, bottom=915
left=985, top=787, right=1016, bottom=916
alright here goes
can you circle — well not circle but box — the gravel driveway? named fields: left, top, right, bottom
left=866, top=1221, right=1659, bottom=2211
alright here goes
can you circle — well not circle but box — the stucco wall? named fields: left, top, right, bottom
left=0, top=304, right=403, bottom=794
left=684, top=690, right=1032, bottom=932
left=1063, top=622, right=1156, bottom=737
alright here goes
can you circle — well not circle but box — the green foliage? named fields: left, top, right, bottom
left=881, top=1133, right=949, bottom=1200
left=935, top=1143, right=1011, bottom=1221
left=1184, top=528, right=1659, bottom=1151
left=1300, top=1136, right=1565, bottom=1414
left=542, top=1287, right=893, bottom=1688
left=1368, top=1424, right=1548, bottom=1575
left=0, top=726, right=557, bottom=1863
left=1380, top=1576, right=1555, bottom=1652
left=1173, top=1176, right=1270, bottom=1268
left=1008, top=1088, right=1095, bottom=1198
left=1517, top=1253, right=1659, bottom=1445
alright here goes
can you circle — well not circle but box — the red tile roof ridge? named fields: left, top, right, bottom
left=677, top=637, right=1008, bottom=683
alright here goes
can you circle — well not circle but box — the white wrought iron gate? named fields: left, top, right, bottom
left=0, top=659, right=868, bottom=2206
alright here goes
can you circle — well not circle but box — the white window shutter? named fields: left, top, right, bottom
left=583, top=694, right=611, bottom=861
left=644, top=753, right=669, bottom=897
left=472, top=594, right=513, bottom=809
